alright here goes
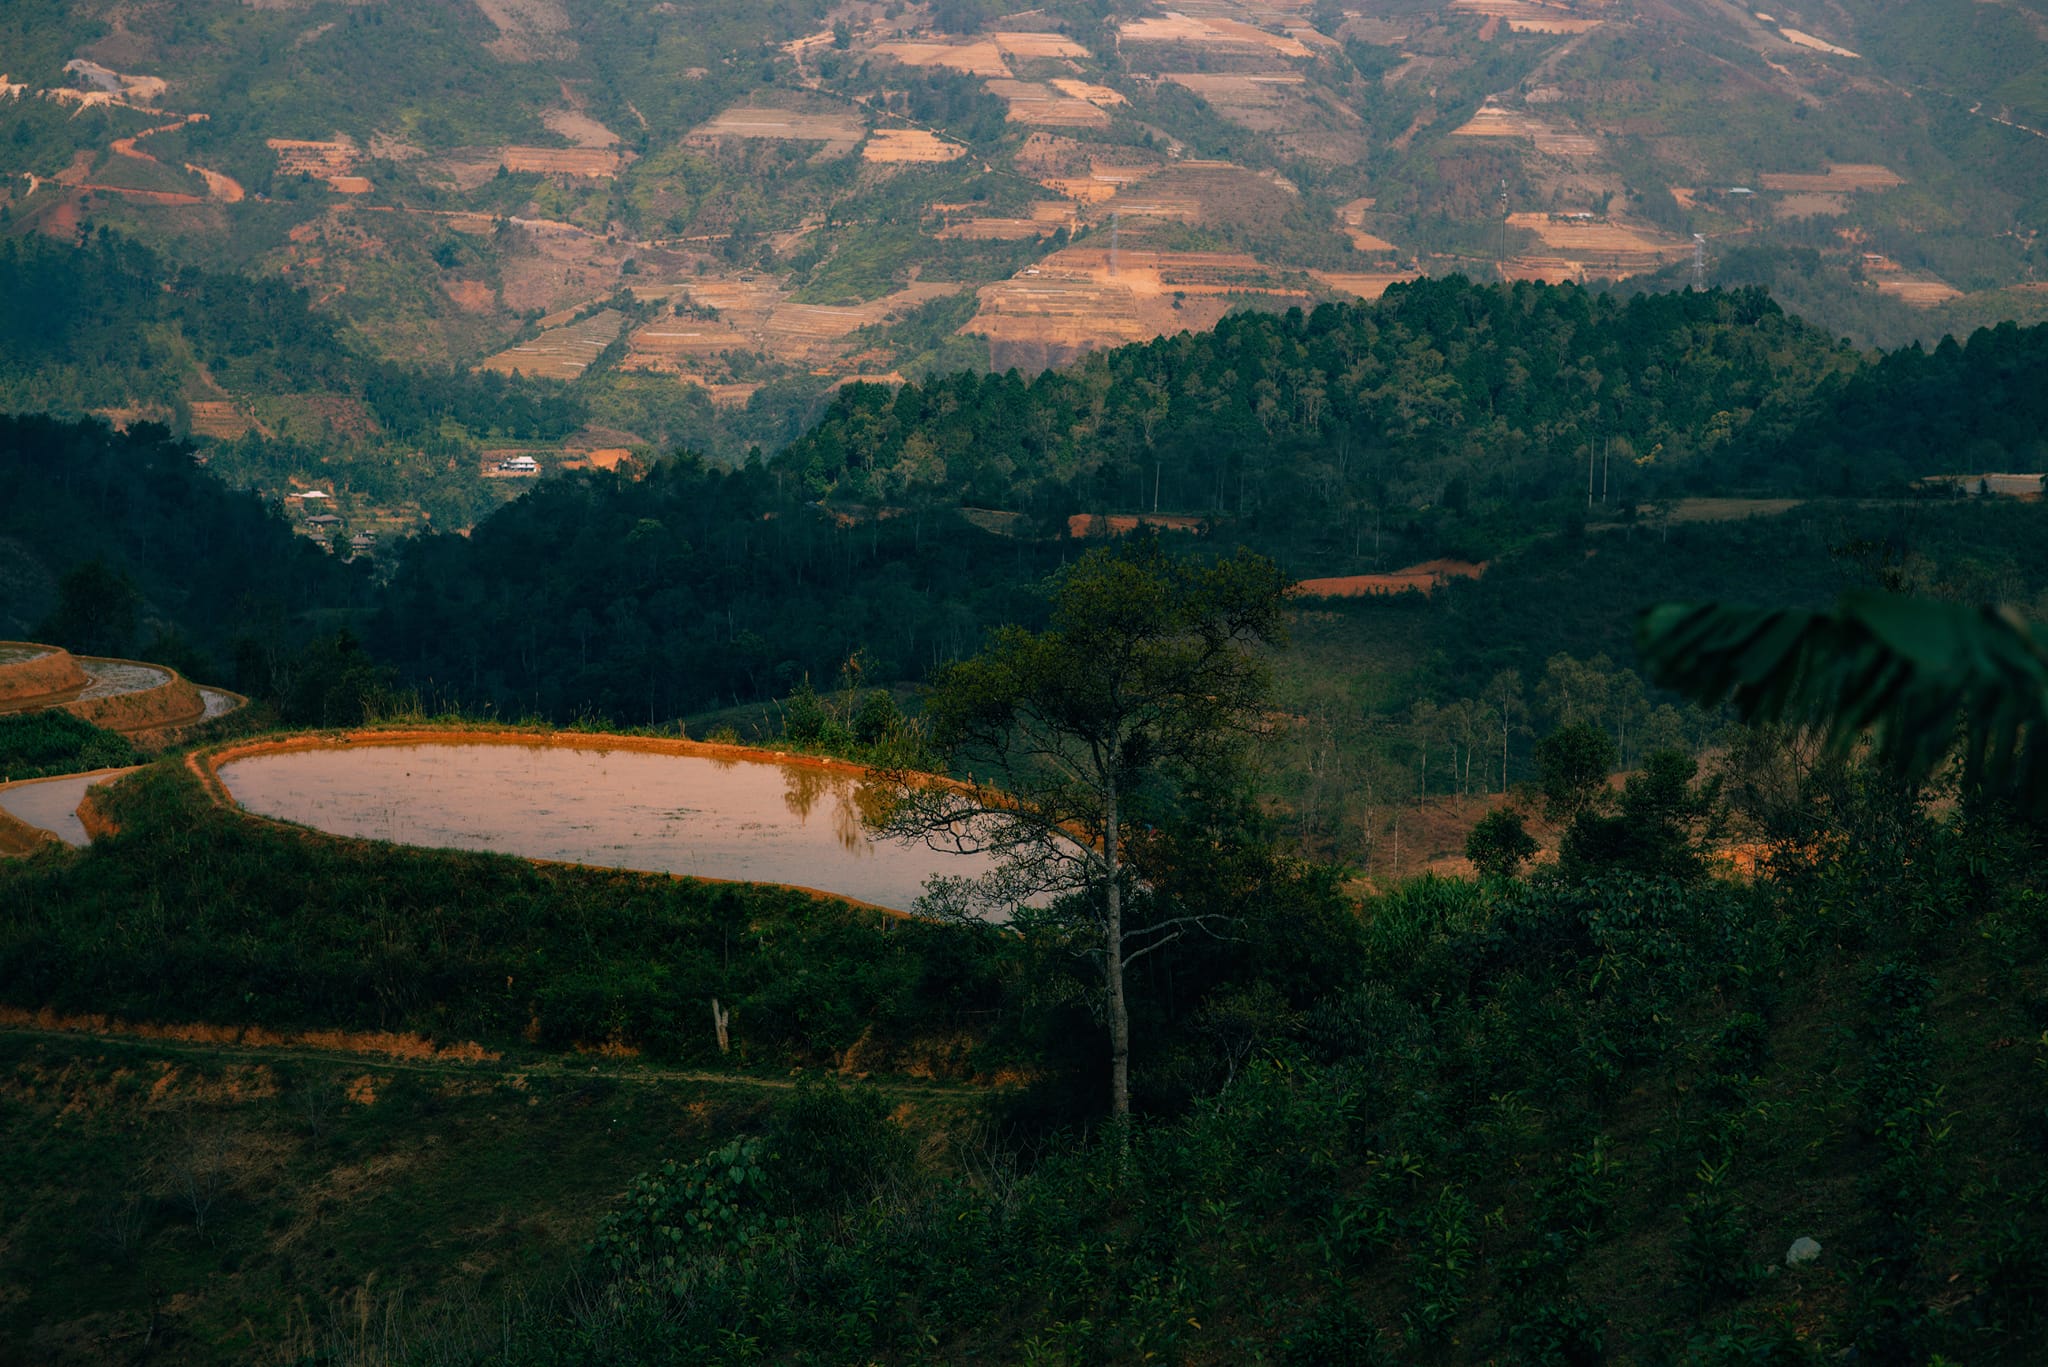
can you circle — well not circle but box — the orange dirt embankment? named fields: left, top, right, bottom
left=189, top=727, right=969, bottom=918
left=0, top=806, right=60, bottom=856
left=62, top=662, right=207, bottom=734
left=0, top=644, right=86, bottom=705
left=0, top=1005, right=500, bottom=1064
left=1293, top=559, right=1487, bottom=598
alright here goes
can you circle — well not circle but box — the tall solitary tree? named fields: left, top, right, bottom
left=876, top=541, right=1291, bottom=1125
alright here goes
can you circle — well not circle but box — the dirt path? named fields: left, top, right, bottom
left=0, top=1015, right=987, bottom=1099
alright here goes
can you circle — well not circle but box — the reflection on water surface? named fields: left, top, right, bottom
left=217, top=742, right=1003, bottom=914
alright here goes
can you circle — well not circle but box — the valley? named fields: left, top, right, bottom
left=3, top=3, right=2048, bottom=1363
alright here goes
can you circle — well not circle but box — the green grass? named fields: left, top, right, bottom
left=0, top=1030, right=948, bottom=1363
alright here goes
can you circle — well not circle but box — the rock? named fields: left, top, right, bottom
left=1786, top=1236, right=1822, bottom=1266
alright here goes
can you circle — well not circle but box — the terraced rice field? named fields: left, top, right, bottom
left=482, top=309, right=627, bottom=379
left=0, top=769, right=139, bottom=847
left=215, top=739, right=1028, bottom=916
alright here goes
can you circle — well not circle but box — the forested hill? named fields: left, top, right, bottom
left=0, top=234, right=585, bottom=445
left=777, top=280, right=1860, bottom=560
left=0, top=413, right=366, bottom=670
left=1728, top=319, right=2048, bottom=494
left=779, top=280, right=2048, bottom=570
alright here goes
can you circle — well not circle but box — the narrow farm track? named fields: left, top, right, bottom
left=0, top=1018, right=989, bottom=1100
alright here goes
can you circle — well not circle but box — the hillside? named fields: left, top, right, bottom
left=4, top=0, right=2045, bottom=475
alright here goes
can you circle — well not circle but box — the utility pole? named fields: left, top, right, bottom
left=1109, top=210, right=1120, bottom=277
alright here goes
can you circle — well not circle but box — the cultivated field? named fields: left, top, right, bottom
left=987, top=80, right=1110, bottom=127
left=1759, top=163, right=1902, bottom=193
left=497, top=146, right=626, bottom=178
left=1451, top=104, right=1601, bottom=157
left=862, top=129, right=966, bottom=163
left=1874, top=275, right=1964, bottom=307
left=623, top=281, right=960, bottom=378
left=993, top=32, right=1091, bottom=60
left=1505, top=212, right=1694, bottom=274
left=1312, top=270, right=1419, bottom=299
left=1118, top=13, right=1313, bottom=58
left=1448, top=0, right=1604, bottom=33
left=965, top=245, right=1312, bottom=369
left=481, top=309, right=627, bottom=379
left=872, top=40, right=1014, bottom=77
left=688, top=107, right=867, bottom=155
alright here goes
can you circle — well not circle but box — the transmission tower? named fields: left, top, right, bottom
left=1693, top=233, right=1707, bottom=290
left=1109, top=211, right=1120, bottom=277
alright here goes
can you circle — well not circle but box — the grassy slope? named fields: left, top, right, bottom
left=1, top=1030, right=976, bottom=1364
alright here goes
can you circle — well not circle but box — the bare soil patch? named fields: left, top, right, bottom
left=1778, top=27, right=1859, bottom=58
left=1292, top=559, right=1486, bottom=598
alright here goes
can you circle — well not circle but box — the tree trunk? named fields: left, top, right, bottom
left=1104, top=780, right=1130, bottom=1130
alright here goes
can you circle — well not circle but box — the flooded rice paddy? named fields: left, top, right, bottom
left=75, top=661, right=172, bottom=699
left=0, top=768, right=140, bottom=846
left=217, top=742, right=1013, bottom=915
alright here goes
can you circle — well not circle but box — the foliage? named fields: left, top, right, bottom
left=1640, top=590, right=2048, bottom=814
left=1465, top=806, right=1538, bottom=879
left=0, top=711, right=138, bottom=782
left=885, top=540, right=1291, bottom=1120
left=1534, top=721, right=1619, bottom=824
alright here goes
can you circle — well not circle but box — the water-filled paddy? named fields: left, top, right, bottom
left=0, top=768, right=140, bottom=846
left=217, top=741, right=1011, bottom=914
